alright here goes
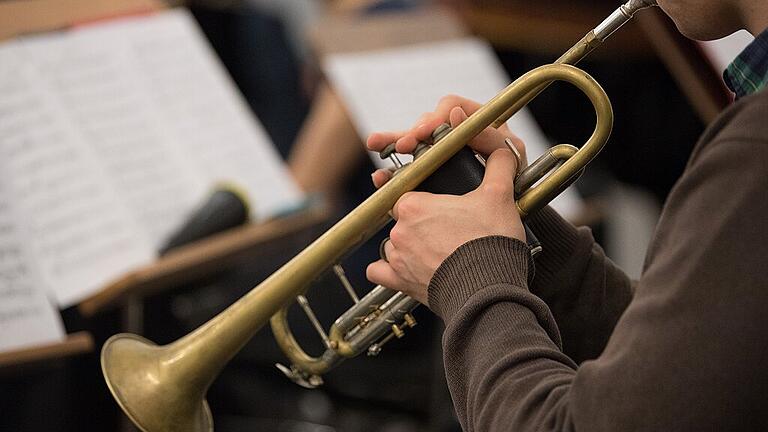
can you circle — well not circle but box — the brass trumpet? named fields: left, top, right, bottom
left=100, top=1, right=656, bottom=431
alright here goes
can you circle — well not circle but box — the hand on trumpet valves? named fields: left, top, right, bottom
left=366, top=148, right=526, bottom=305
left=367, top=94, right=527, bottom=163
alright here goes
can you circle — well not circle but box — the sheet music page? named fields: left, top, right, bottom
left=16, top=27, right=206, bottom=244
left=0, top=43, right=154, bottom=307
left=0, top=47, right=65, bottom=348
left=324, top=38, right=582, bottom=219
left=0, top=9, right=303, bottom=306
left=0, top=193, right=65, bottom=353
left=120, top=11, right=304, bottom=222
left=16, top=9, right=303, bottom=244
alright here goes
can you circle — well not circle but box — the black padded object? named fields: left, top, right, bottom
left=159, top=189, right=249, bottom=255
left=416, top=147, right=485, bottom=195
left=415, top=145, right=542, bottom=256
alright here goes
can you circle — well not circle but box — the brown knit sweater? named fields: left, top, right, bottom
left=428, top=89, right=768, bottom=431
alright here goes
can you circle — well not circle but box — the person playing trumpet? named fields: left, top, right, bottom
left=366, top=0, right=768, bottom=430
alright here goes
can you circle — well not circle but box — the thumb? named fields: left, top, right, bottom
left=480, top=149, right=517, bottom=195
left=366, top=260, right=402, bottom=290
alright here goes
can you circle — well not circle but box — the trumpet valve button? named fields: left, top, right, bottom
left=413, top=142, right=430, bottom=159
left=379, top=143, right=404, bottom=168
left=379, top=143, right=396, bottom=159
left=431, top=123, right=452, bottom=142
left=403, top=314, right=417, bottom=328
left=391, top=324, right=405, bottom=338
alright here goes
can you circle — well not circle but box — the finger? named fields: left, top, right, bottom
left=480, top=149, right=517, bottom=194
left=395, top=118, right=445, bottom=154
left=371, top=169, right=393, bottom=188
left=446, top=106, right=514, bottom=159
left=383, top=236, right=395, bottom=260
left=394, top=134, right=420, bottom=154
left=391, top=111, right=443, bottom=154
left=367, top=131, right=406, bottom=151
left=396, top=96, right=482, bottom=154
left=413, top=111, right=446, bottom=135
left=448, top=105, right=469, bottom=128
left=434, top=94, right=482, bottom=119
left=450, top=106, right=496, bottom=151
left=366, top=260, right=403, bottom=290
left=391, top=191, right=429, bottom=221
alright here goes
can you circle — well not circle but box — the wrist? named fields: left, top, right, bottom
left=524, top=206, right=582, bottom=289
left=428, top=236, right=530, bottom=322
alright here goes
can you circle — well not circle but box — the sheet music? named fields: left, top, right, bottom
left=0, top=96, right=65, bottom=350
left=0, top=204, right=65, bottom=353
left=16, top=32, right=199, bottom=245
left=0, top=10, right=304, bottom=306
left=122, top=11, right=304, bottom=221
left=0, top=44, right=154, bottom=307
left=324, top=38, right=583, bottom=220
left=16, top=10, right=303, bottom=243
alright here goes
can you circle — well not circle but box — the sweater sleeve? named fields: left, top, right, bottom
left=428, top=93, right=768, bottom=432
left=525, top=206, right=634, bottom=363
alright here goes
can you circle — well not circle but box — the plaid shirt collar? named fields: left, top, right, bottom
left=723, top=28, right=768, bottom=99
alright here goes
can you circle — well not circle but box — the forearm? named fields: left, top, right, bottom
left=429, top=116, right=768, bottom=431
left=430, top=237, right=579, bottom=431
left=442, top=292, right=578, bottom=432
left=288, top=83, right=365, bottom=196
left=431, top=231, right=768, bottom=432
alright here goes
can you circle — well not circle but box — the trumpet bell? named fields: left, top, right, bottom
left=101, top=334, right=213, bottom=432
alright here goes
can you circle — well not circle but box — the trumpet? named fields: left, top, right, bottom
left=100, top=1, right=657, bottom=431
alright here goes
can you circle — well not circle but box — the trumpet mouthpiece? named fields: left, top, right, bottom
left=624, top=0, right=658, bottom=14
left=594, top=0, right=657, bottom=40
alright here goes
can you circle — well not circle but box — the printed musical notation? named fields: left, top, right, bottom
left=0, top=164, right=64, bottom=352
left=0, top=10, right=303, bottom=308
left=0, top=43, right=154, bottom=307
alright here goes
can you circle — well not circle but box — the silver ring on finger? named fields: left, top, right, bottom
left=379, top=237, right=391, bottom=263
left=504, top=138, right=523, bottom=176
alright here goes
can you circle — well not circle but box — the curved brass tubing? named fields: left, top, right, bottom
left=269, top=64, right=614, bottom=381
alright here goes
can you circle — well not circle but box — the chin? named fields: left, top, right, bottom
left=676, top=22, right=737, bottom=41
left=657, top=0, right=740, bottom=41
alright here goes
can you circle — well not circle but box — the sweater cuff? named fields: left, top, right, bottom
left=524, top=206, right=581, bottom=289
left=428, top=236, right=530, bottom=322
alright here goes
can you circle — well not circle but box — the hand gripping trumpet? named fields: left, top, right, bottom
left=100, top=1, right=656, bottom=430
